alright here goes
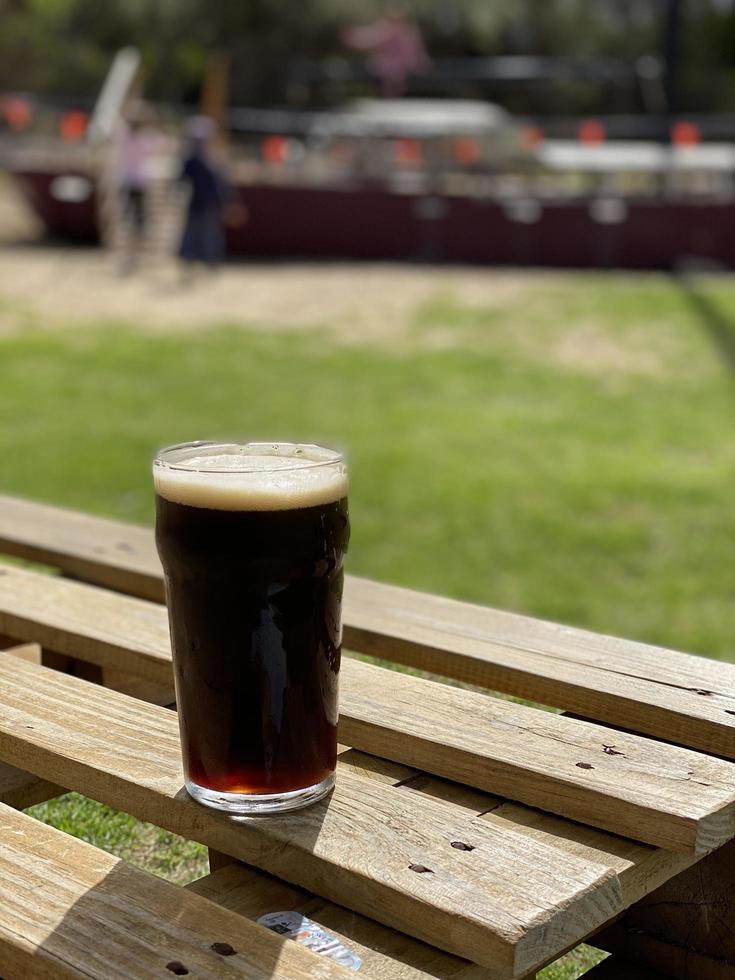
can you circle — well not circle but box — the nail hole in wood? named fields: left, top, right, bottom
left=409, top=864, right=434, bottom=873
left=166, top=963, right=189, bottom=976
left=450, top=841, right=475, bottom=851
left=211, top=942, right=236, bottom=956
left=576, top=762, right=594, bottom=770
left=603, top=745, right=624, bottom=756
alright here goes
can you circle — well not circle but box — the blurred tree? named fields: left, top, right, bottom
left=0, top=0, right=734, bottom=114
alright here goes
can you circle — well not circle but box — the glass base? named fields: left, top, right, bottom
left=185, top=772, right=335, bottom=815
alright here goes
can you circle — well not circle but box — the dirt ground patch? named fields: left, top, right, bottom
left=0, top=242, right=546, bottom=342
left=0, top=179, right=688, bottom=378
left=0, top=174, right=556, bottom=343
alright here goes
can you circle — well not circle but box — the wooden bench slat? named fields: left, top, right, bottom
left=0, top=653, right=630, bottom=977
left=188, top=865, right=489, bottom=980
left=0, top=759, right=61, bottom=810
left=1, top=494, right=734, bottom=758
left=2, top=641, right=41, bottom=663
left=337, top=751, right=696, bottom=934
left=0, top=801, right=350, bottom=979
left=0, top=564, right=171, bottom=684
left=341, top=658, right=735, bottom=854
left=344, top=577, right=735, bottom=761
left=0, top=645, right=63, bottom=810
left=192, top=750, right=698, bottom=980
left=199, top=748, right=490, bottom=979
left=1, top=565, right=734, bottom=853
left=0, top=493, right=163, bottom=600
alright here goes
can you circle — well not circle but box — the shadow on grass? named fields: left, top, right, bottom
left=673, top=272, right=735, bottom=375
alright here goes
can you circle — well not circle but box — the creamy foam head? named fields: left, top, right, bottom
left=153, top=442, right=348, bottom=511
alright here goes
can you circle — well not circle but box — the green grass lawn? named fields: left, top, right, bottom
left=4, top=269, right=735, bottom=978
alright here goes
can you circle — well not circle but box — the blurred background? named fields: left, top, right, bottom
left=2, top=4, right=735, bottom=976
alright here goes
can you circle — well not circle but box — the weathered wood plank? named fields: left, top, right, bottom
left=0, top=493, right=163, bottom=600
left=189, top=864, right=490, bottom=980
left=0, top=564, right=172, bottom=684
left=340, top=658, right=735, bottom=854
left=0, top=653, right=626, bottom=977
left=1, top=494, right=734, bottom=758
left=0, top=565, right=733, bottom=852
left=0, top=801, right=350, bottom=979
left=198, top=750, right=491, bottom=979
left=0, top=759, right=61, bottom=810
left=0, top=645, right=64, bottom=808
left=343, top=577, right=735, bottom=761
left=595, top=837, right=735, bottom=978
left=97, top=666, right=176, bottom=706
left=194, top=754, right=695, bottom=980
left=2, top=641, right=41, bottom=663
left=338, top=757, right=705, bottom=977
left=397, top=773, right=694, bottom=914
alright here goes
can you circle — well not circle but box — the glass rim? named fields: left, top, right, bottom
left=153, top=440, right=345, bottom=475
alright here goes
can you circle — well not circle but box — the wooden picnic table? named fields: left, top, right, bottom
left=0, top=493, right=733, bottom=979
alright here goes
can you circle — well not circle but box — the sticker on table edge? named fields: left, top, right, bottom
left=257, top=911, right=362, bottom=970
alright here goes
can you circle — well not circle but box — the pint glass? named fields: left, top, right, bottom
left=154, top=441, right=349, bottom=814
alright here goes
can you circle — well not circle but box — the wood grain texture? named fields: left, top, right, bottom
left=0, top=801, right=350, bottom=980
left=1, top=564, right=734, bottom=852
left=189, top=864, right=489, bottom=980
left=0, top=644, right=63, bottom=807
left=396, top=770, right=695, bottom=915
left=0, top=654, right=624, bottom=977
left=1, top=494, right=734, bottom=758
left=0, top=564, right=172, bottom=685
left=198, top=749, right=489, bottom=980
left=342, top=577, right=735, bottom=761
left=193, top=756, right=694, bottom=980
left=0, top=493, right=163, bottom=601
left=202, top=747, right=695, bottom=974
left=2, top=641, right=41, bottom=663
left=340, top=659, right=735, bottom=854
left=0, top=759, right=62, bottom=810
left=595, top=837, right=735, bottom=974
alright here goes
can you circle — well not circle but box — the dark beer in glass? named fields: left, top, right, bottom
left=154, top=442, right=349, bottom=814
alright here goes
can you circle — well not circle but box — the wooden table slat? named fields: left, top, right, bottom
left=188, top=864, right=489, bottom=980
left=192, top=746, right=698, bottom=980
left=0, top=759, right=61, bottom=811
left=342, top=750, right=696, bottom=931
left=1, top=494, right=734, bottom=758
left=341, top=658, right=735, bottom=854
left=1, top=564, right=734, bottom=852
left=0, top=801, right=350, bottom=979
left=0, top=494, right=163, bottom=599
left=0, top=645, right=63, bottom=810
left=0, top=652, right=631, bottom=977
left=344, top=577, right=735, bottom=761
